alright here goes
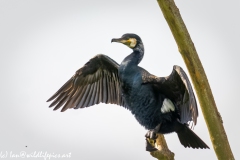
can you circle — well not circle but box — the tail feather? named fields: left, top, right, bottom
left=176, top=124, right=209, bottom=149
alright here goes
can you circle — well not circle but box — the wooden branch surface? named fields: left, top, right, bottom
left=156, top=0, right=235, bottom=159
left=148, top=134, right=174, bottom=160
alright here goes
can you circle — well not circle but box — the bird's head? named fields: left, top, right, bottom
left=111, top=33, right=143, bottom=50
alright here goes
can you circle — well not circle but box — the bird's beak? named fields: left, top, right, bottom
left=112, top=37, right=137, bottom=48
left=111, top=38, right=130, bottom=45
left=111, top=38, right=123, bottom=43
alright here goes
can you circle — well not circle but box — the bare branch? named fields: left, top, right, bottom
left=147, top=134, right=174, bottom=160
left=156, top=0, right=235, bottom=159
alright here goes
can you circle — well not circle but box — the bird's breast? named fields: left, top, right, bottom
left=119, top=66, right=141, bottom=96
left=119, top=72, right=161, bottom=129
left=118, top=65, right=168, bottom=129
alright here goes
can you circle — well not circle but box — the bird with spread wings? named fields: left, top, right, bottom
left=47, top=33, right=209, bottom=150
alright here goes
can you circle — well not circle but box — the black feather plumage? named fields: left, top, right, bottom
left=47, top=33, right=209, bottom=149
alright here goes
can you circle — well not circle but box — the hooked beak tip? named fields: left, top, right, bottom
left=111, top=38, right=121, bottom=43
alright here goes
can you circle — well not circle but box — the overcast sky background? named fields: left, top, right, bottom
left=0, top=0, right=239, bottom=160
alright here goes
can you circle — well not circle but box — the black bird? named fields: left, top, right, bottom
left=47, top=33, right=209, bottom=149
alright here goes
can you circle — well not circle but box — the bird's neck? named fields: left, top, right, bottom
left=121, top=43, right=144, bottom=68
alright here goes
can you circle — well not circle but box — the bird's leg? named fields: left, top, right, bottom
left=145, top=123, right=161, bottom=152
left=145, top=123, right=161, bottom=139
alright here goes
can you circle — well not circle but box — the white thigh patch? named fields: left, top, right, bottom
left=161, top=98, right=175, bottom=113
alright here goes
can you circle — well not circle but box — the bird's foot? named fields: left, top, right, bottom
left=145, top=123, right=161, bottom=140
left=145, top=138, right=158, bottom=152
left=145, top=123, right=161, bottom=152
left=145, top=130, right=158, bottom=140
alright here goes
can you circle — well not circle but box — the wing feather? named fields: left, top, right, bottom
left=53, top=95, right=69, bottom=111
left=63, top=86, right=80, bottom=109
left=68, top=87, right=82, bottom=108
left=107, top=75, right=112, bottom=103
left=49, top=91, right=67, bottom=108
left=102, top=74, right=107, bottom=103
left=47, top=78, right=73, bottom=102
left=75, top=85, right=88, bottom=109
left=173, top=65, right=198, bottom=125
left=85, top=83, right=95, bottom=107
left=98, top=77, right=103, bottom=103
left=94, top=80, right=100, bottom=104
left=47, top=54, right=125, bottom=112
left=143, top=65, right=198, bottom=125
left=89, top=82, right=97, bottom=106
left=80, top=84, right=91, bottom=108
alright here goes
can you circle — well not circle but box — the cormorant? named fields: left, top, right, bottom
left=47, top=33, right=209, bottom=149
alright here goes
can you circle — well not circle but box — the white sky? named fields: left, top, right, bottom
left=0, top=0, right=239, bottom=160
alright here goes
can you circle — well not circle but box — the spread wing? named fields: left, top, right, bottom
left=47, top=54, right=125, bottom=112
left=143, top=65, right=198, bottom=125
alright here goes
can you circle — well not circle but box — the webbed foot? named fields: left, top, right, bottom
left=145, top=138, right=158, bottom=152
left=145, top=123, right=161, bottom=152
